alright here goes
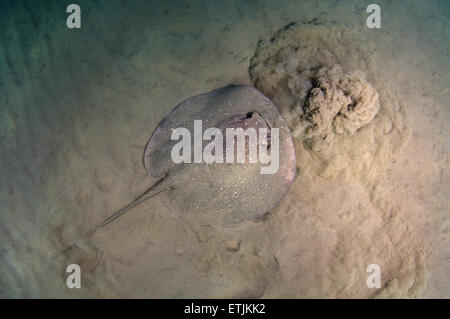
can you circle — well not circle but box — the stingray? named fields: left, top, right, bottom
left=54, top=85, right=296, bottom=258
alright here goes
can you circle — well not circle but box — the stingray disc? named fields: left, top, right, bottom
left=144, top=85, right=296, bottom=226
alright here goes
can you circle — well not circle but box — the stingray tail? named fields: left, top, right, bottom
left=52, top=174, right=172, bottom=260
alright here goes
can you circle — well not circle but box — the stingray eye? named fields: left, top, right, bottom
left=265, top=129, right=272, bottom=150
left=259, top=131, right=271, bottom=150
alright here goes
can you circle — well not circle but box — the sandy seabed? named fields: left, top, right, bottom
left=0, top=0, right=448, bottom=298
